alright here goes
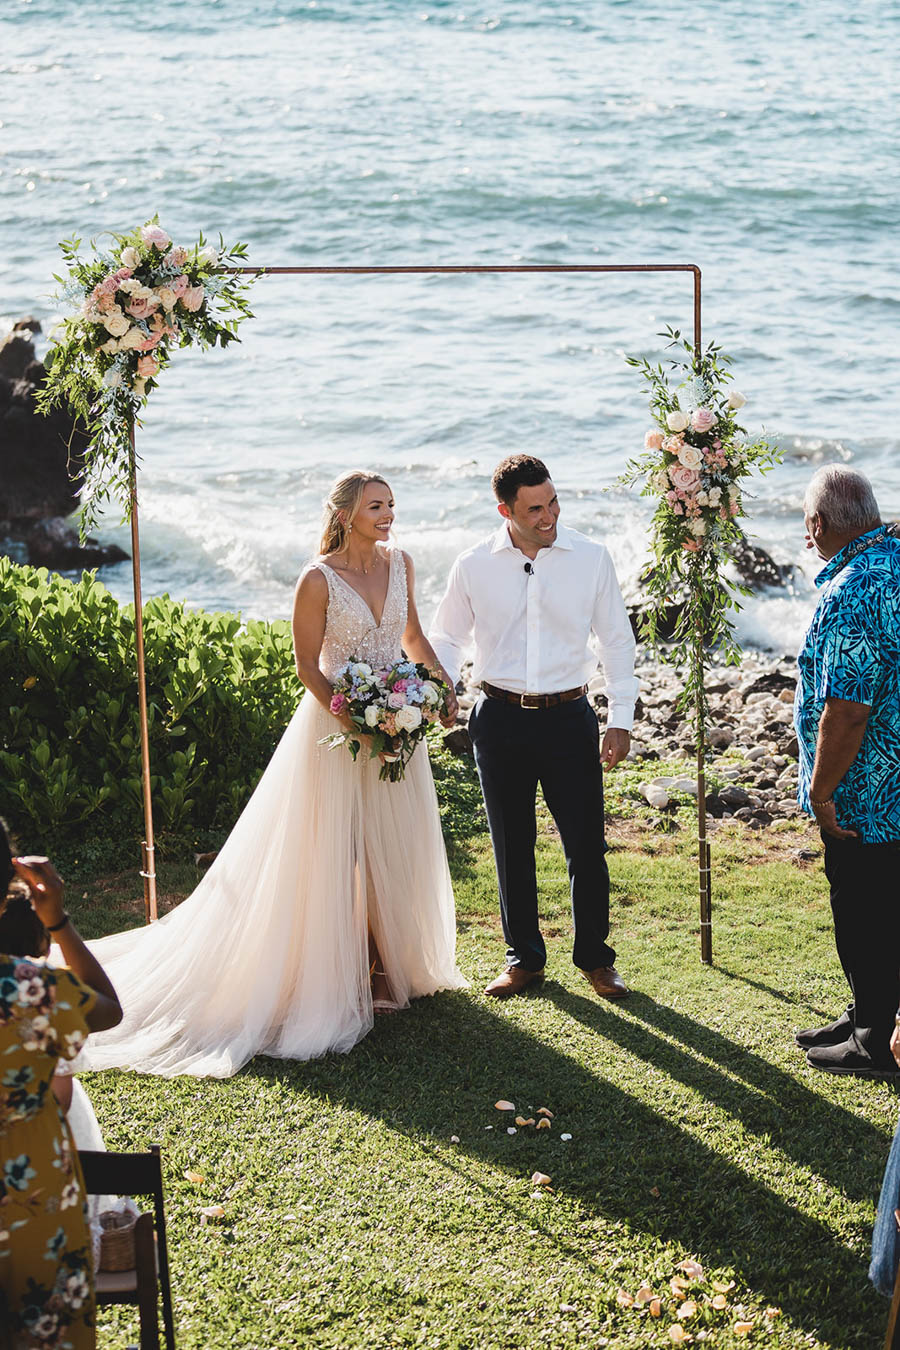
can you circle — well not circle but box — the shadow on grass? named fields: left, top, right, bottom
left=247, top=989, right=885, bottom=1349
left=716, top=964, right=838, bottom=1018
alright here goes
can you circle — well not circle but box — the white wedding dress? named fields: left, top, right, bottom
left=77, top=546, right=466, bottom=1078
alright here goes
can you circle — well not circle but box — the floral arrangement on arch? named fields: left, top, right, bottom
left=37, top=219, right=256, bottom=532
left=323, top=658, right=450, bottom=782
left=619, top=329, right=780, bottom=746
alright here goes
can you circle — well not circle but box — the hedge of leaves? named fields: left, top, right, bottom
left=0, top=559, right=484, bottom=872
left=0, top=559, right=300, bottom=868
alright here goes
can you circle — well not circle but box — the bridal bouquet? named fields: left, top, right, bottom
left=322, top=659, right=449, bottom=782
left=37, top=218, right=255, bottom=532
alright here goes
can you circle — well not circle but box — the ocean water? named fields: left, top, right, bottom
left=1, top=0, right=898, bottom=649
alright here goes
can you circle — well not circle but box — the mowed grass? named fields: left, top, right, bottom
left=72, top=813, right=899, bottom=1350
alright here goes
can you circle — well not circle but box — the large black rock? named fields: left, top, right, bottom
left=0, top=319, right=128, bottom=571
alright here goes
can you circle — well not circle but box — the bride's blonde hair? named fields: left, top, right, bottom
left=320, top=470, right=391, bottom=556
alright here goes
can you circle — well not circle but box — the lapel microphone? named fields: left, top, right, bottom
left=524, top=562, right=533, bottom=575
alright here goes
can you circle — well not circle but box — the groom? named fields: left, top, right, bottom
left=430, top=455, right=639, bottom=999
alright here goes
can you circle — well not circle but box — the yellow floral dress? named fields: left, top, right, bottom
left=0, top=955, right=97, bottom=1349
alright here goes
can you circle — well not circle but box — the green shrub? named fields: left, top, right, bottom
left=0, top=559, right=485, bottom=870
left=0, top=559, right=301, bottom=865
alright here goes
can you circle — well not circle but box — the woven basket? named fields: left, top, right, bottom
left=98, top=1208, right=139, bottom=1272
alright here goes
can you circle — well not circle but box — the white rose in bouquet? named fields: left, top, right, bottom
left=118, top=326, right=145, bottom=351
left=727, top=390, right=747, bottom=410
left=120, top=246, right=140, bottom=269
left=708, top=486, right=722, bottom=506
left=157, top=287, right=177, bottom=311
left=666, top=409, right=690, bottom=432
left=677, top=444, right=703, bottom=469
left=395, top=705, right=423, bottom=733
left=364, top=704, right=380, bottom=727
left=198, top=245, right=220, bottom=267
left=696, top=490, right=709, bottom=506
left=421, top=680, right=441, bottom=706
left=689, top=518, right=708, bottom=536
left=102, top=309, right=129, bottom=337
left=351, top=662, right=373, bottom=678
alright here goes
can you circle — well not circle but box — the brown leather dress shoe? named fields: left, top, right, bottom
left=582, top=966, right=628, bottom=999
left=484, top=966, right=545, bottom=998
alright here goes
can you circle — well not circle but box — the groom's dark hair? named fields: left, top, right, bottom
left=492, top=455, right=550, bottom=507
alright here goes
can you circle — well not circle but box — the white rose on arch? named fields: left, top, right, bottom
left=395, top=705, right=423, bottom=733
left=689, top=518, right=708, bottom=537
left=677, top=444, right=703, bottom=469
left=727, top=390, right=747, bottom=410
left=708, top=486, right=722, bottom=506
left=666, top=409, right=690, bottom=432
left=103, top=310, right=129, bottom=338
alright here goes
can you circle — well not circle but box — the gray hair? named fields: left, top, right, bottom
left=804, top=464, right=881, bottom=535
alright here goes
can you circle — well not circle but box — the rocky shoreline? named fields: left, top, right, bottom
left=446, top=646, right=807, bottom=832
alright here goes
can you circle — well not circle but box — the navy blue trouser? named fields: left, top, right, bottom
left=467, top=691, right=615, bottom=972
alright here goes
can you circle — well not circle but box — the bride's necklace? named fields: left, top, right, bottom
left=340, top=552, right=380, bottom=577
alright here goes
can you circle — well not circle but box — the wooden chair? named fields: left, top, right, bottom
left=78, top=1145, right=176, bottom=1350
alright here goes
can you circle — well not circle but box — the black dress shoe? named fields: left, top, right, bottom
left=806, top=1038, right=898, bottom=1078
left=795, top=1006, right=854, bottom=1050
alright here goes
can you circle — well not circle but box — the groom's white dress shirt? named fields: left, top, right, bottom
left=430, top=522, right=639, bottom=731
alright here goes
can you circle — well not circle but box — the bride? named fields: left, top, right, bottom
left=77, top=470, right=466, bottom=1078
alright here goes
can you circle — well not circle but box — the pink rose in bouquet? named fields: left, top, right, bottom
left=141, top=223, right=171, bottom=250
left=691, top=407, right=717, bottom=433
left=669, top=464, right=701, bottom=493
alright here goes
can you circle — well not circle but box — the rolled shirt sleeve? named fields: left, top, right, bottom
left=815, top=596, right=880, bottom=707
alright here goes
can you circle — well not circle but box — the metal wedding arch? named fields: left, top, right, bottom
left=128, top=261, right=713, bottom=963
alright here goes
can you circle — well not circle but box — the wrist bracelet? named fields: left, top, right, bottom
left=44, top=912, right=70, bottom=933
left=809, top=797, right=834, bottom=808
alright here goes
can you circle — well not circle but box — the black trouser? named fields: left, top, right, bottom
left=823, top=832, right=900, bottom=1063
left=468, top=692, right=615, bottom=972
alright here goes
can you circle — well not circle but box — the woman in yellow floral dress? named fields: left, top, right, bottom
left=0, top=827, right=121, bottom=1349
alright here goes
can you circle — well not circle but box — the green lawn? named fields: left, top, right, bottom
left=75, top=816, right=898, bottom=1350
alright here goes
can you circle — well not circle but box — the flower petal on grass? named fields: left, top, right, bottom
left=615, top=1289, right=634, bottom=1308
left=670, top=1276, right=690, bottom=1295
left=734, top=1322, right=754, bottom=1337
left=635, top=1286, right=654, bottom=1305
left=560, top=1132, right=572, bottom=1141
left=649, top=1299, right=662, bottom=1318
left=536, top=1118, right=551, bottom=1131
left=669, top=1325, right=692, bottom=1344
left=677, top=1260, right=704, bottom=1279
left=183, top=1170, right=204, bottom=1185
left=495, top=1100, right=515, bottom=1111
left=537, top=1107, right=554, bottom=1117
left=515, top=1116, right=535, bottom=1127
left=507, top=1127, right=517, bottom=1135
left=677, top=1301, right=697, bottom=1319
left=530, top=1171, right=552, bottom=1186
left=449, top=1136, right=460, bottom=1144
left=199, top=1204, right=225, bottom=1223
left=711, top=1295, right=728, bottom=1311
left=712, top=1281, right=735, bottom=1294
left=765, top=1307, right=781, bottom=1319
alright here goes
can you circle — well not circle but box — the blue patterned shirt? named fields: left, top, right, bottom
left=794, top=526, right=900, bottom=842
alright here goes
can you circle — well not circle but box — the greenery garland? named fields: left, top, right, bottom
left=37, top=219, right=257, bottom=533
left=618, top=329, right=781, bottom=752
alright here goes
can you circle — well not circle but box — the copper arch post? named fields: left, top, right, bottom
left=130, top=261, right=709, bottom=962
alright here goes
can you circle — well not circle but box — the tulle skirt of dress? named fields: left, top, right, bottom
left=76, top=695, right=466, bottom=1078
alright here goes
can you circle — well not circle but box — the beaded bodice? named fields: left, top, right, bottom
left=314, top=547, right=408, bottom=682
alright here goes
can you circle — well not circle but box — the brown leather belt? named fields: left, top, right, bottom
left=481, top=681, right=587, bottom=710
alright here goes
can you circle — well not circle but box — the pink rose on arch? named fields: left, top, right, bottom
left=114, top=266, right=133, bottom=282
left=138, top=329, right=165, bottom=352
left=388, top=690, right=406, bottom=710
left=99, top=274, right=120, bottom=296
left=126, top=294, right=160, bottom=321
left=669, top=464, right=701, bottom=493
left=644, top=430, right=664, bottom=451
left=141, top=224, right=171, bottom=250
left=180, top=285, right=205, bottom=312
left=672, top=501, right=684, bottom=516
left=691, top=407, right=717, bottom=433
left=97, top=292, right=115, bottom=313
left=136, top=353, right=159, bottom=377
left=663, top=435, right=684, bottom=454
left=330, top=693, right=347, bottom=714
left=164, top=245, right=190, bottom=268
left=171, top=274, right=189, bottom=299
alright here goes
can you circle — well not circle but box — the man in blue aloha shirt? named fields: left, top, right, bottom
left=793, top=464, right=900, bottom=1076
